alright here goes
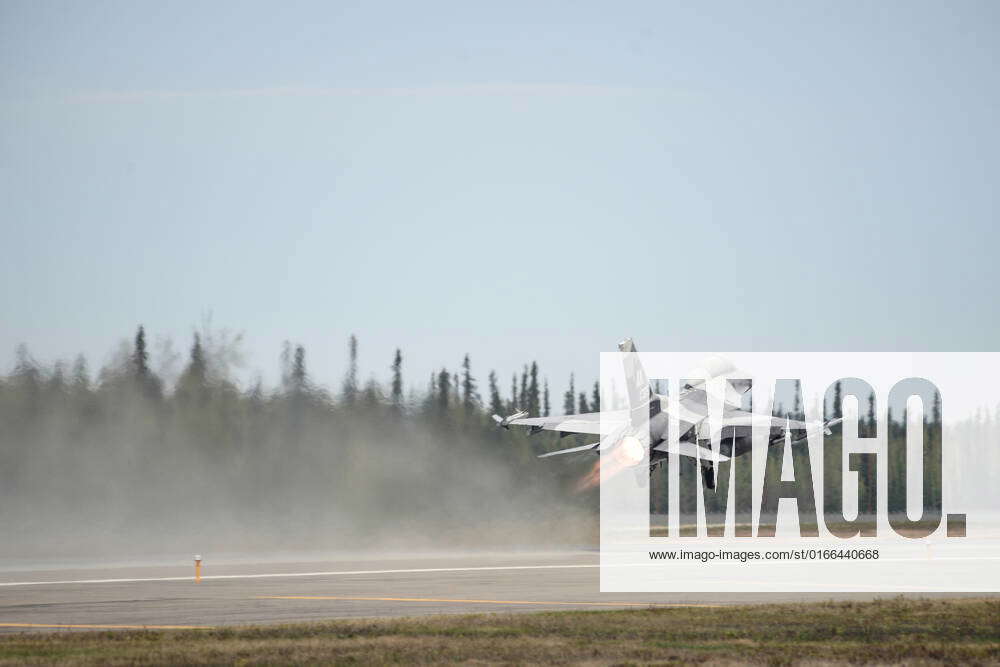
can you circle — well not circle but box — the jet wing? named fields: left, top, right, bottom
left=697, top=409, right=843, bottom=440
left=715, top=411, right=839, bottom=432
left=493, top=409, right=629, bottom=436
left=710, top=412, right=812, bottom=430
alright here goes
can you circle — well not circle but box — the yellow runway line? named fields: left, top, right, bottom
left=257, top=595, right=723, bottom=608
left=0, top=622, right=208, bottom=630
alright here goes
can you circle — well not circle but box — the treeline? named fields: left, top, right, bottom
left=0, top=326, right=597, bottom=558
left=4, top=327, right=991, bottom=554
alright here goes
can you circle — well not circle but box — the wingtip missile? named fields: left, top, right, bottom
left=493, top=410, right=529, bottom=429
left=823, top=417, right=843, bottom=436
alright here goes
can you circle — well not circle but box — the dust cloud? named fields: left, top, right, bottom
left=0, top=331, right=597, bottom=563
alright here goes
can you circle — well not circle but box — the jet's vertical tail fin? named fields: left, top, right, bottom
left=618, top=338, right=653, bottom=410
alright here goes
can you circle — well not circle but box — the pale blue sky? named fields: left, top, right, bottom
left=2, top=1, right=998, bottom=397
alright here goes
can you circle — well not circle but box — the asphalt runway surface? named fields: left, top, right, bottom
left=0, top=551, right=990, bottom=633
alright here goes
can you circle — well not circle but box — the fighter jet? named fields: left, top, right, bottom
left=493, top=339, right=841, bottom=489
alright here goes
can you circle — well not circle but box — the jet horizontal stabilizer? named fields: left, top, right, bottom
left=538, top=442, right=601, bottom=458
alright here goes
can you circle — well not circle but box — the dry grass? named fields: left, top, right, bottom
left=1, top=597, right=998, bottom=665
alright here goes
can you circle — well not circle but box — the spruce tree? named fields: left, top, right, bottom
left=46, top=360, right=66, bottom=396
left=520, top=366, right=528, bottom=412
left=280, top=341, right=292, bottom=389
left=461, top=354, right=478, bottom=413
left=11, top=344, right=40, bottom=405
left=864, top=389, right=877, bottom=512
left=71, top=354, right=89, bottom=393
left=833, top=380, right=843, bottom=419
left=133, top=325, right=149, bottom=380
left=563, top=374, right=576, bottom=415
left=591, top=381, right=600, bottom=413
left=343, top=335, right=358, bottom=405
left=543, top=379, right=550, bottom=416
left=867, top=390, right=876, bottom=434
left=390, top=349, right=404, bottom=411
left=488, top=371, right=503, bottom=416
left=291, top=345, right=307, bottom=394
left=177, top=333, right=208, bottom=406
left=578, top=392, right=589, bottom=413
left=437, top=368, right=451, bottom=415
left=131, top=325, right=160, bottom=399
left=188, top=333, right=206, bottom=383
left=527, top=362, right=539, bottom=415
left=361, top=377, right=381, bottom=408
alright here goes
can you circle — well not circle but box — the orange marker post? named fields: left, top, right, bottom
left=194, top=555, right=202, bottom=583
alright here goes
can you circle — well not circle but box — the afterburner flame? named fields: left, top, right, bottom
left=575, top=459, right=602, bottom=493
left=574, top=435, right=646, bottom=493
left=617, top=435, right=645, bottom=466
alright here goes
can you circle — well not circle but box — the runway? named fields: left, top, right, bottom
left=0, top=551, right=987, bottom=633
